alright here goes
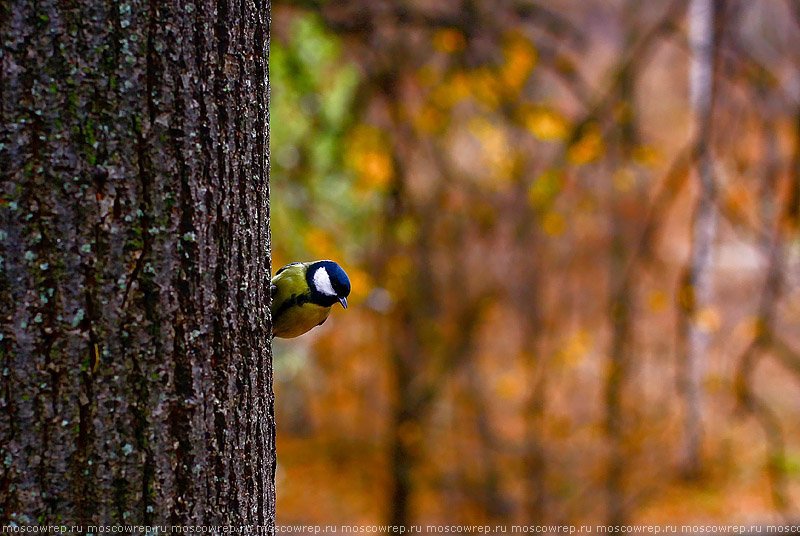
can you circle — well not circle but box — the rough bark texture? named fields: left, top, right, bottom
left=680, top=0, right=716, bottom=479
left=0, top=0, right=274, bottom=526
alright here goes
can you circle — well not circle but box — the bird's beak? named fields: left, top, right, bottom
left=339, top=297, right=348, bottom=309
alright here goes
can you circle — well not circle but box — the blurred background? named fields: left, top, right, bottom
left=269, top=0, right=800, bottom=526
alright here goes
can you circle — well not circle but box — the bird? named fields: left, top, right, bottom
left=270, top=260, right=351, bottom=338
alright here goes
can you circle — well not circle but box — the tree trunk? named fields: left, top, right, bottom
left=0, top=0, right=274, bottom=526
left=604, top=54, right=638, bottom=528
left=680, top=0, right=716, bottom=479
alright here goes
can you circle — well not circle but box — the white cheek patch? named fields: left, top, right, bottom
left=313, top=267, right=337, bottom=296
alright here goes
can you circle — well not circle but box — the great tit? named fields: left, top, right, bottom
left=270, top=260, right=351, bottom=339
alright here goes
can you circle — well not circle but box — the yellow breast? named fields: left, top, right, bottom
left=272, top=302, right=332, bottom=339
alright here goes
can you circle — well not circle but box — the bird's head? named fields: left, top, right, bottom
left=307, top=260, right=351, bottom=309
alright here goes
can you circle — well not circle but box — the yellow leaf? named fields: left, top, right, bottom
left=632, top=145, right=661, bottom=167
left=430, top=72, right=471, bottom=109
left=523, top=105, right=570, bottom=141
left=470, top=67, right=501, bottom=109
left=359, top=151, right=393, bottom=188
left=413, top=104, right=445, bottom=134
left=501, top=34, right=538, bottom=91
left=567, top=123, right=605, bottom=165
left=468, top=117, right=515, bottom=187
left=433, top=29, right=466, bottom=54
left=528, top=169, right=564, bottom=208
left=542, top=211, right=566, bottom=236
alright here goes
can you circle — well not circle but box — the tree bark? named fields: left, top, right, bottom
left=0, top=0, right=274, bottom=526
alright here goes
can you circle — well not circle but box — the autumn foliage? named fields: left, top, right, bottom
left=270, top=1, right=800, bottom=527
